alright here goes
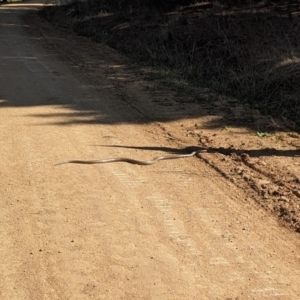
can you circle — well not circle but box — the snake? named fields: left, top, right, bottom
left=55, top=150, right=207, bottom=166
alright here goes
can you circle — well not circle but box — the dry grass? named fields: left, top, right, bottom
left=40, top=0, right=300, bottom=128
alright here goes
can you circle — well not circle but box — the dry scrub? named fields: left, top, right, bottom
left=40, top=0, right=300, bottom=128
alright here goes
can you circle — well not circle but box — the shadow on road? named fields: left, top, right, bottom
left=98, top=144, right=300, bottom=158
left=0, top=0, right=299, bottom=133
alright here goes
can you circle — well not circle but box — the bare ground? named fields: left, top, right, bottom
left=0, top=1, right=300, bottom=299
left=30, top=3, right=300, bottom=233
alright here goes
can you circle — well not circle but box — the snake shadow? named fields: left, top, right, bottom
left=96, top=144, right=300, bottom=158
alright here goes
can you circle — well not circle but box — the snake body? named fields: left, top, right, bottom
left=56, top=150, right=206, bottom=166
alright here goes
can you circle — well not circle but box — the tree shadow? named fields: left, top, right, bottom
left=0, top=0, right=299, bottom=132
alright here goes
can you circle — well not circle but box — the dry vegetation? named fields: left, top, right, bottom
left=40, top=0, right=300, bottom=129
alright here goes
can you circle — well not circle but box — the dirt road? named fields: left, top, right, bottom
left=0, top=1, right=300, bottom=299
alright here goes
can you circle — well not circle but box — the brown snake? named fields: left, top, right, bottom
left=55, top=150, right=207, bottom=166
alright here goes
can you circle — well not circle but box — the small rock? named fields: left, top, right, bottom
left=288, top=132, right=299, bottom=139
left=280, top=196, right=289, bottom=202
left=259, top=160, right=267, bottom=166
